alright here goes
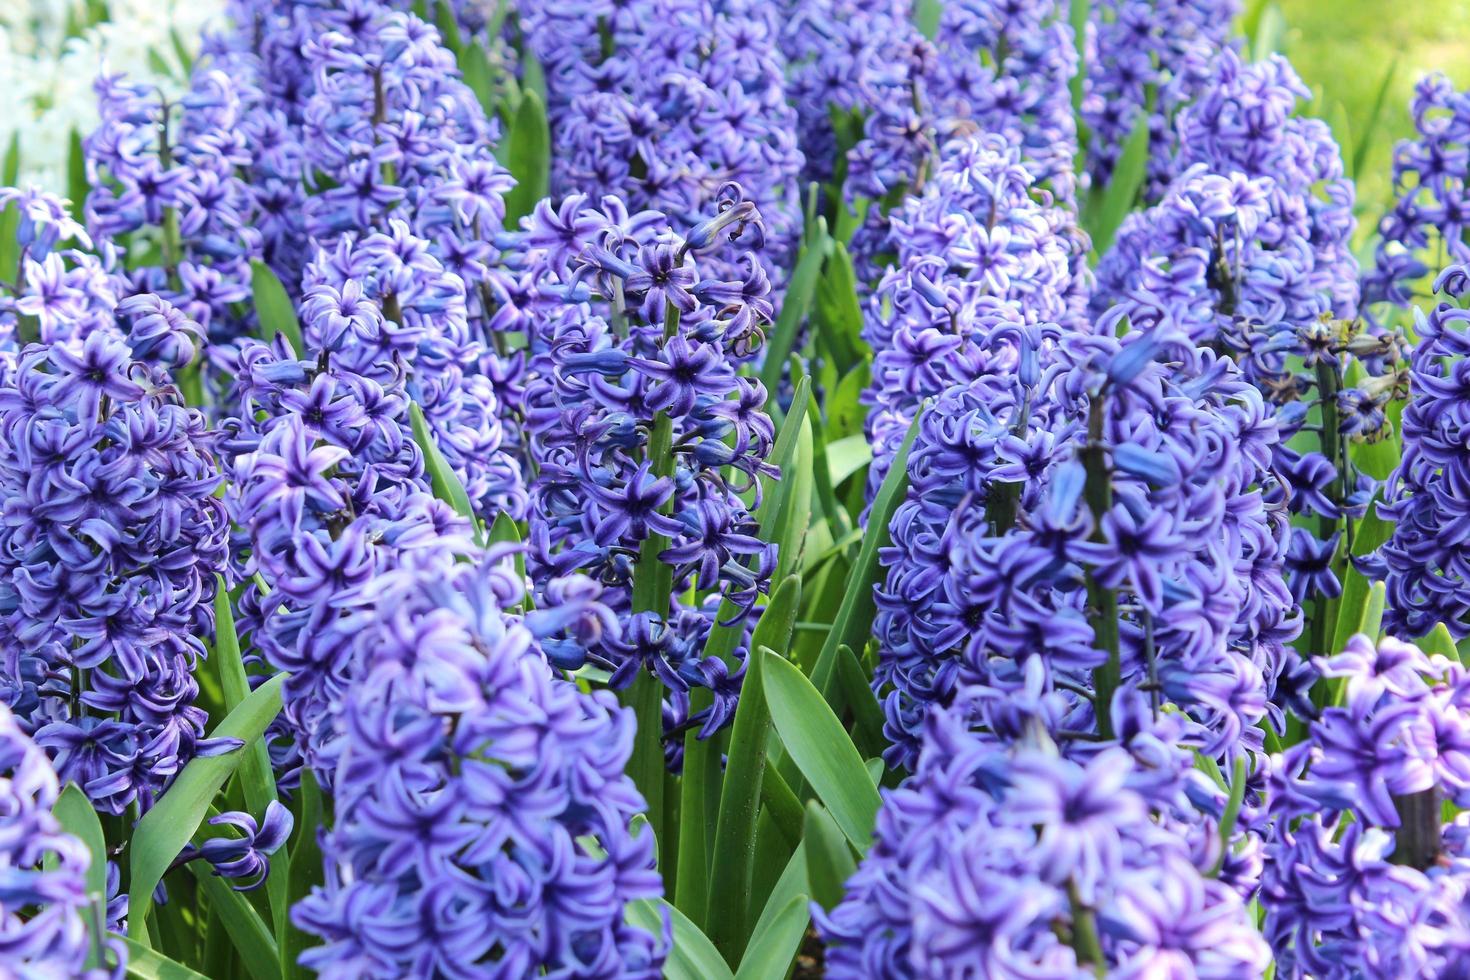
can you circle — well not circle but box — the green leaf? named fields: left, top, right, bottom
left=54, top=783, right=107, bottom=969
left=626, top=900, right=734, bottom=980
left=460, top=43, right=499, bottom=121
left=808, top=410, right=922, bottom=700
left=1085, top=106, right=1151, bottom=255
left=760, top=230, right=831, bottom=397
left=434, top=0, right=464, bottom=53
left=54, top=783, right=108, bottom=904
left=521, top=49, right=548, bottom=108
left=500, top=88, right=550, bottom=225
left=1352, top=57, right=1399, bottom=182
left=826, top=361, right=870, bottom=442
left=190, top=866, right=278, bottom=980
left=774, top=416, right=815, bottom=583
left=824, top=434, right=872, bottom=490
left=812, top=240, right=865, bottom=375
left=1362, top=581, right=1387, bottom=641
left=1419, top=623, right=1459, bottom=661
left=68, top=129, right=89, bottom=217
left=169, top=29, right=196, bottom=80
left=763, top=649, right=881, bottom=854
left=211, top=579, right=288, bottom=939
left=2, top=131, right=19, bottom=185
left=804, top=801, right=856, bottom=912
left=834, top=644, right=887, bottom=760
left=735, top=894, right=810, bottom=980
left=1251, top=3, right=1285, bottom=61
left=115, top=937, right=210, bottom=980
left=128, top=673, right=285, bottom=939
left=707, top=580, right=801, bottom=965
left=408, top=400, right=483, bottom=540
left=488, top=512, right=527, bottom=589
left=250, top=260, right=304, bottom=356
left=912, top=0, right=942, bottom=38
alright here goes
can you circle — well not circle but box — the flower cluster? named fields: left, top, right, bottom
left=861, top=134, right=1086, bottom=495
left=519, top=0, right=804, bottom=281
left=0, top=328, right=230, bottom=815
left=518, top=186, right=777, bottom=742
left=1097, top=52, right=1386, bottom=629
left=1081, top=0, right=1238, bottom=192
left=0, top=702, right=111, bottom=977
left=0, top=186, right=120, bottom=357
left=293, top=551, right=666, bottom=978
left=874, top=308, right=1294, bottom=769
left=1372, top=262, right=1470, bottom=639
left=1363, top=74, right=1470, bottom=311
left=818, top=704, right=1270, bottom=977
left=84, top=66, right=260, bottom=339
left=1261, top=634, right=1470, bottom=977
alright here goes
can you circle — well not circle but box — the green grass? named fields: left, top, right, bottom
left=1279, top=0, right=1470, bottom=233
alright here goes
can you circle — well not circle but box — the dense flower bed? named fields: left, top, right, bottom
left=0, top=1, right=1467, bottom=977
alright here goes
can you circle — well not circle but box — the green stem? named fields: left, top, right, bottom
left=1067, top=879, right=1106, bottom=977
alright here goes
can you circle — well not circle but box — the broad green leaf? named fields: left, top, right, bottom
left=804, top=801, right=856, bottom=912
left=825, top=434, right=872, bottom=490
left=707, top=581, right=801, bottom=965
left=54, top=783, right=107, bottom=904
left=115, top=937, right=210, bottom=980
left=488, top=512, right=527, bottom=588
left=808, top=410, right=922, bottom=699
left=521, top=49, right=548, bottom=108
left=1329, top=497, right=1395, bottom=658
left=191, top=866, right=278, bottom=980
left=774, top=417, right=814, bottom=583
left=250, top=260, right=304, bottom=356
left=1362, top=581, right=1387, bottom=641
left=408, top=401, right=483, bottom=542
left=627, top=899, right=734, bottom=980
left=460, top=43, right=499, bottom=121
left=825, top=361, right=871, bottom=442
left=128, top=673, right=285, bottom=938
left=1086, top=105, right=1151, bottom=255
left=434, top=0, right=464, bottom=53
left=913, top=0, right=942, bottom=38
left=835, top=644, right=888, bottom=760
left=813, top=240, right=865, bottom=375
left=760, top=230, right=831, bottom=397
left=763, top=649, right=881, bottom=854
left=169, top=29, right=196, bottom=79
left=1420, top=623, right=1459, bottom=661
left=500, top=88, right=550, bottom=224
left=1251, top=3, right=1285, bottom=61
left=54, top=783, right=107, bottom=969
left=212, top=579, right=288, bottom=939
left=748, top=843, right=808, bottom=953
left=735, top=894, right=810, bottom=980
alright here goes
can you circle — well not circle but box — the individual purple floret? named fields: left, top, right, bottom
left=177, top=801, right=293, bottom=892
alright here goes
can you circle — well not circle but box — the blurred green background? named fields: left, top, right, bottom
left=1279, top=0, right=1470, bottom=236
